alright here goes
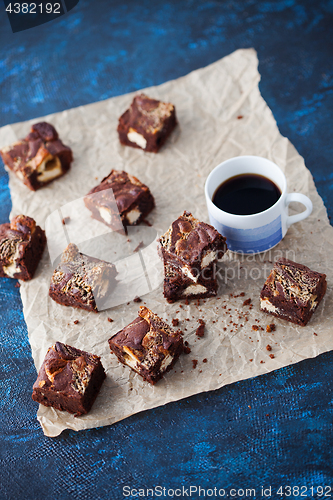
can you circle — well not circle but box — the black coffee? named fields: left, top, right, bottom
left=212, top=174, right=281, bottom=216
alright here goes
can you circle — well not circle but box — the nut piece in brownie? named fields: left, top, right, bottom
left=49, top=243, right=117, bottom=312
left=163, top=262, right=218, bottom=303
left=32, top=342, right=106, bottom=416
left=0, top=215, right=46, bottom=280
left=108, top=306, right=184, bottom=384
left=0, top=122, right=73, bottom=191
left=117, top=94, right=177, bottom=153
left=84, top=169, right=155, bottom=230
left=260, top=258, right=327, bottom=326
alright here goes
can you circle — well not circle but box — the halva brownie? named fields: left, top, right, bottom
left=158, top=211, right=227, bottom=301
left=84, top=170, right=155, bottom=230
left=163, top=261, right=218, bottom=303
left=0, top=121, right=73, bottom=191
left=108, top=306, right=184, bottom=384
left=0, top=215, right=46, bottom=280
left=32, top=342, right=106, bottom=416
left=117, top=94, right=177, bottom=153
left=260, top=257, right=327, bottom=326
left=49, top=243, right=117, bottom=312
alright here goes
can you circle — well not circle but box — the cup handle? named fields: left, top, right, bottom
left=285, top=193, right=313, bottom=228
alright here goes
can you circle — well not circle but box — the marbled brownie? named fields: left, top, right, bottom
left=0, top=215, right=46, bottom=280
left=117, top=94, right=177, bottom=153
left=32, top=342, right=106, bottom=416
left=0, top=122, right=73, bottom=191
left=84, top=169, right=155, bottom=230
left=108, top=306, right=184, bottom=384
left=260, top=258, right=327, bottom=326
left=163, top=261, right=218, bottom=303
left=49, top=243, right=117, bottom=312
left=159, top=211, right=227, bottom=283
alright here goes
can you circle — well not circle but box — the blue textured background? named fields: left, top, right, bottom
left=1, top=1, right=333, bottom=498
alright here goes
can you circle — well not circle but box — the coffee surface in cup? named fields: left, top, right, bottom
left=212, top=174, right=281, bottom=215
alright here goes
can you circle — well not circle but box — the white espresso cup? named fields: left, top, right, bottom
left=205, top=156, right=313, bottom=254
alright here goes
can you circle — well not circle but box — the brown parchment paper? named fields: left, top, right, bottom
left=1, top=48, right=332, bottom=437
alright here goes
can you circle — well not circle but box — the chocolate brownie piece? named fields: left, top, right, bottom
left=49, top=243, right=117, bottom=312
left=0, top=215, right=46, bottom=280
left=260, top=258, right=327, bottom=326
left=32, top=342, right=106, bottom=416
left=163, top=262, right=218, bottom=303
left=159, top=211, right=227, bottom=282
left=117, top=94, right=177, bottom=153
left=0, top=122, right=73, bottom=191
left=108, top=306, right=184, bottom=384
left=84, top=169, right=155, bottom=230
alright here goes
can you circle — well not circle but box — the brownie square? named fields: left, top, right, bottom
left=108, top=306, right=184, bottom=384
left=159, top=211, right=227, bottom=282
left=163, top=262, right=218, bottom=303
left=49, top=243, right=117, bottom=313
left=0, top=121, right=73, bottom=191
left=84, top=169, right=155, bottom=230
left=260, top=258, right=327, bottom=326
left=117, top=94, right=177, bottom=153
left=0, top=215, right=46, bottom=281
left=32, top=342, right=106, bottom=416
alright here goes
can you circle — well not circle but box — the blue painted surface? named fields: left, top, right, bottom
left=1, top=1, right=333, bottom=498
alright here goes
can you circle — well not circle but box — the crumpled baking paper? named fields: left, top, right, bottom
left=0, top=48, right=331, bottom=437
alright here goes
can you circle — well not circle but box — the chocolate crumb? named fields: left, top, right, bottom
left=62, top=216, right=70, bottom=225
left=192, top=360, right=198, bottom=369
left=249, top=359, right=253, bottom=362
left=237, top=115, right=243, bottom=119
left=266, top=344, right=272, bottom=351
left=269, top=354, right=275, bottom=359
left=269, top=323, right=276, bottom=331
left=243, top=298, right=251, bottom=306
left=172, top=318, right=179, bottom=327
left=266, top=325, right=272, bottom=333
left=260, top=360, right=265, bottom=364
left=196, top=319, right=205, bottom=337
left=133, top=241, right=144, bottom=253
left=183, top=345, right=191, bottom=354
left=248, top=405, right=251, bottom=409
left=314, top=332, right=318, bottom=336
left=107, top=317, right=113, bottom=323
left=265, top=413, right=270, bottom=417
left=15, top=282, right=20, bottom=288
left=252, top=325, right=259, bottom=331
left=133, top=296, right=142, bottom=303
left=73, top=320, right=79, bottom=325
left=202, top=358, right=208, bottom=363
